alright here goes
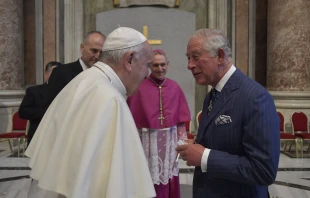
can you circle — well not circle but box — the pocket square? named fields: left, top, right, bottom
left=215, top=115, right=232, bottom=125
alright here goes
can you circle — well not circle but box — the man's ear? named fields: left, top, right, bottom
left=124, top=51, right=134, bottom=72
left=217, top=48, right=225, bottom=64
left=80, top=43, right=84, bottom=52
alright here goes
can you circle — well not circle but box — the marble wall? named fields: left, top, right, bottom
left=0, top=0, right=23, bottom=90
left=0, top=1, right=24, bottom=134
left=235, top=0, right=249, bottom=75
left=24, top=0, right=58, bottom=85
left=255, top=0, right=267, bottom=87
left=43, top=0, right=56, bottom=69
left=267, top=0, right=310, bottom=126
left=267, top=0, right=310, bottom=92
left=23, top=0, right=36, bottom=85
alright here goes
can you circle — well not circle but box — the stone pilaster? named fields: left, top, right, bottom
left=64, top=0, right=84, bottom=63
left=0, top=0, right=24, bottom=90
left=0, top=1, right=25, bottom=134
left=267, top=0, right=310, bottom=131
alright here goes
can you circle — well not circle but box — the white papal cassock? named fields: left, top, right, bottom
left=25, top=62, right=156, bottom=198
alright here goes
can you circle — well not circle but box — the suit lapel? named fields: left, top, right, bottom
left=196, top=69, right=243, bottom=143
left=37, top=83, right=48, bottom=100
left=196, top=94, right=210, bottom=141
left=72, top=60, right=83, bottom=75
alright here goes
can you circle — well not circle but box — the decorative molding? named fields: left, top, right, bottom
left=0, top=90, right=25, bottom=98
left=0, top=90, right=25, bottom=107
left=270, top=91, right=310, bottom=109
left=113, top=0, right=179, bottom=7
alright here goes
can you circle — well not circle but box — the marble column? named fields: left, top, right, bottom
left=0, top=0, right=25, bottom=133
left=0, top=0, right=24, bottom=90
left=267, top=0, right=310, bottom=131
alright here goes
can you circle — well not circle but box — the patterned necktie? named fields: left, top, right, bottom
left=207, top=88, right=219, bottom=114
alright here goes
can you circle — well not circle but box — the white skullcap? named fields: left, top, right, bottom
left=102, top=27, right=147, bottom=51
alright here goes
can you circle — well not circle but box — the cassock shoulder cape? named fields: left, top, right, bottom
left=127, top=77, right=190, bottom=129
left=25, top=62, right=156, bottom=198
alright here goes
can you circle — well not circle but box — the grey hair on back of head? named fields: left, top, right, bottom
left=100, top=42, right=145, bottom=64
left=191, top=29, right=232, bottom=61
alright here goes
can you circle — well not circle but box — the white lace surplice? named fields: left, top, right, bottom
left=139, top=126, right=187, bottom=185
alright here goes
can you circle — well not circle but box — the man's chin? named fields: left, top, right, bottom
left=195, top=79, right=206, bottom=86
left=155, top=75, right=165, bottom=80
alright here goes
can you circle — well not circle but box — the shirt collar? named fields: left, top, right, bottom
left=215, top=65, right=236, bottom=92
left=79, top=58, right=89, bottom=71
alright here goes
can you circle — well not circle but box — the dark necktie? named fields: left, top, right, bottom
left=207, top=88, right=219, bottom=114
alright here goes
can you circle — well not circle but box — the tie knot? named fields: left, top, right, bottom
left=211, top=88, right=219, bottom=98
left=207, top=88, right=219, bottom=114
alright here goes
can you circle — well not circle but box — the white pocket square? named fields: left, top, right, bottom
left=215, top=115, right=232, bottom=125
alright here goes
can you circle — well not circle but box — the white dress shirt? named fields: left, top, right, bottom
left=201, top=65, right=236, bottom=172
left=79, top=58, right=88, bottom=71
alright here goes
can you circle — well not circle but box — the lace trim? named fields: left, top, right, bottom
left=139, top=126, right=182, bottom=185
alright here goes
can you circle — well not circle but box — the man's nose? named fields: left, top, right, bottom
left=187, top=59, right=196, bottom=70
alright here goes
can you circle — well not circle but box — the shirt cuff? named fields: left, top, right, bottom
left=201, top=148, right=211, bottom=172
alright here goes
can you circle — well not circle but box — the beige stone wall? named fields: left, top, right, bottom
left=235, top=0, right=249, bottom=76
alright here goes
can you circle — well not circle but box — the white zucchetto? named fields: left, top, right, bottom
left=102, top=27, right=147, bottom=51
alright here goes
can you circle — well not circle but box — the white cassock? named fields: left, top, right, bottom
left=25, top=62, right=156, bottom=198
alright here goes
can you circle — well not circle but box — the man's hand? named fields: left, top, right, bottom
left=176, top=143, right=205, bottom=166
left=184, top=139, right=195, bottom=144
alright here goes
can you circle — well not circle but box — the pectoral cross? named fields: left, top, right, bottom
left=143, top=26, right=162, bottom=45
left=158, top=114, right=165, bottom=125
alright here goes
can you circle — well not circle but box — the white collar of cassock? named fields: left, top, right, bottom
left=93, top=61, right=127, bottom=99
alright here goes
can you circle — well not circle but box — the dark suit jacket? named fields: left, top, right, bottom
left=44, top=60, right=83, bottom=111
left=193, top=69, right=280, bottom=198
left=18, top=84, right=49, bottom=145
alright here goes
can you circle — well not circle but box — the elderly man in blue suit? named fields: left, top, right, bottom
left=177, top=28, right=280, bottom=197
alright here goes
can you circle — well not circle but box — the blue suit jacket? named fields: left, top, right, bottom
left=193, top=69, right=280, bottom=198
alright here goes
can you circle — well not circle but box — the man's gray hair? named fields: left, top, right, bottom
left=191, top=29, right=232, bottom=61
left=100, top=42, right=145, bottom=63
